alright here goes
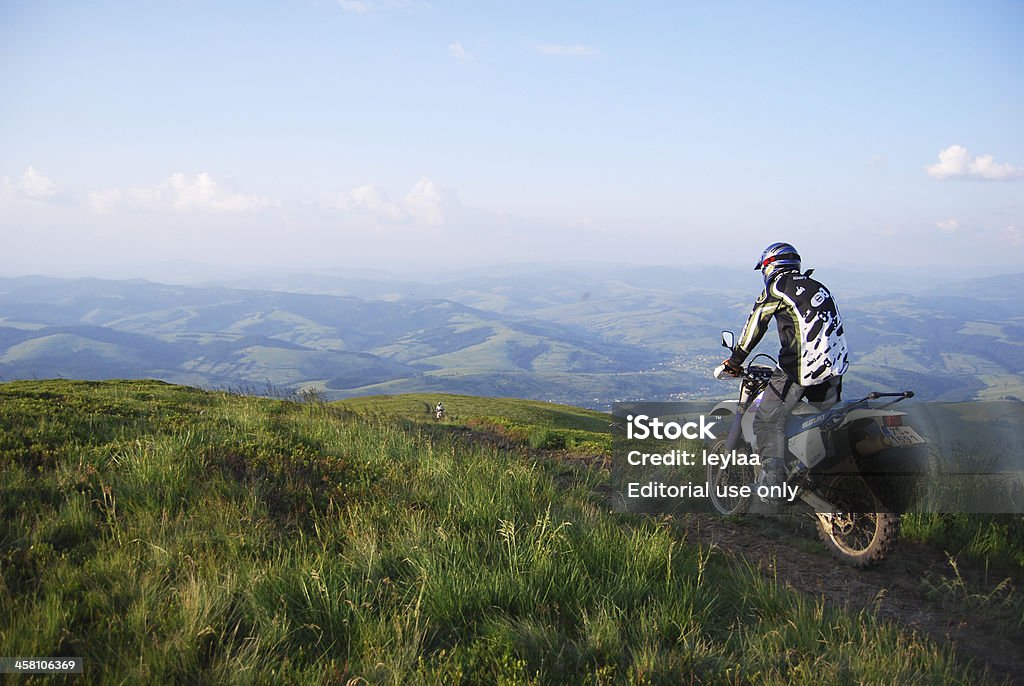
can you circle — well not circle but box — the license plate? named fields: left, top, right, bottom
left=880, top=426, right=924, bottom=447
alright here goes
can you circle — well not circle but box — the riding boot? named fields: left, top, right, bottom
left=759, top=457, right=786, bottom=488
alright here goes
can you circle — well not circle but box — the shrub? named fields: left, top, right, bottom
left=529, top=429, right=567, bottom=450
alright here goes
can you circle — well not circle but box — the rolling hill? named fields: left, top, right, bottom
left=0, top=379, right=1008, bottom=683
left=1, top=266, right=1022, bottom=406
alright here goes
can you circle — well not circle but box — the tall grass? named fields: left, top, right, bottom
left=0, top=380, right=996, bottom=684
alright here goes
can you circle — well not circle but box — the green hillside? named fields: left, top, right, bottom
left=337, top=392, right=614, bottom=454
left=4, top=273, right=1023, bottom=405
left=336, top=392, right=610, bottom=430
left=0, top=380, right=999, bottom=683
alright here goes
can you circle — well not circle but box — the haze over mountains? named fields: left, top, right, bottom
left=1, top=265, right=1021, bottom=408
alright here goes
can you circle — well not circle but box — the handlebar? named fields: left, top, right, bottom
left=713, top=362, right=773, bottom=382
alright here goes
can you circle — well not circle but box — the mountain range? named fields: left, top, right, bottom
left=1, top=266, right=1021, bottom=408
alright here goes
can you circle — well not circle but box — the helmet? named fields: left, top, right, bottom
left=755, top=242, right=801, bottom=283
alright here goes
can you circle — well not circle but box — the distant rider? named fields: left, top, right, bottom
left=435, top=401, right=445, bottom=418
left=720, top=243, right=849, bottom=492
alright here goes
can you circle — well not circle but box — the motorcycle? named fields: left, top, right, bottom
left=709, top=331, right=925, bottom=567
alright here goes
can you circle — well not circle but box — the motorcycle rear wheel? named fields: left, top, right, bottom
left=815, top=474, right=899, bottom=568
left=707, top=438, right=756, bottom=516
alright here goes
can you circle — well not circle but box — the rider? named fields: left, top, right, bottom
left=721, top=242, right=849, bottom=492
left=435, top=401, right=445, bottom=417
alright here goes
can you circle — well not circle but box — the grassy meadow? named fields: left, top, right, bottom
left=0, top=380, right=1009, bottom=684
left=336, top=392, right=612, bottom=453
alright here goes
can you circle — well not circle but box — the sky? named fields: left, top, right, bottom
left=1, top=0, right=1022, bottom=279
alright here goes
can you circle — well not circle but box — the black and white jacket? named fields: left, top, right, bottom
left=728, top=269, right=849, bottom=386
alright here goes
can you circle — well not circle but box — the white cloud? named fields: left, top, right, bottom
left=449, top=42, right=473, bottom=61
left=936, top=218, right=961, bottom=233
left=535, top=43, right=597, bottom=57
left=925, top=145, right=1023, bottom=181
left=337, top=184, right=408, bottom=222
left=21, top=166, right=57, bottom=199
left=337, top=0, right=368, bottom=12
left=866, top=154, right=887, bottom=169
left=337, top=177, right=463, bottom=227
left=89, top=172, right=275, bottom=214
left=337, top=0, right=426, bottom=13
left=0, top=166, right=58, bottom=203
left=1003, top=226, right=1023, bottom=247
left=166, top=173, right=274, bottom=212
left=403, top=177, right=458, bottom=226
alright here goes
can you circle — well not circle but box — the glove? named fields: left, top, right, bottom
left=721, top=358, right=743, bottom=377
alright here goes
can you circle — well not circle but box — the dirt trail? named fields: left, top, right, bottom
left=679, top=514, right=1024, bottom=685
left=446, top=425, right=1024, bottom=683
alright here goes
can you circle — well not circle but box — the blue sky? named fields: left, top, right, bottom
left=1, top=0, right=1022, bottom=277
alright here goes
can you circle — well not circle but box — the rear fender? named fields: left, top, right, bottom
left=710, top=401, right=739, bottom=417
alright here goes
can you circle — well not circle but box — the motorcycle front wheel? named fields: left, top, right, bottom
left=815, top=474, right=899, bottom=568
left=707, top=438, right=756, bottom=516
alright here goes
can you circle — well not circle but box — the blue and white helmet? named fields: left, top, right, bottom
left=755, top=242, right=801, bottom=284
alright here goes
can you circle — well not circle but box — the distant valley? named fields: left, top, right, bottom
left=1, top=266, right=1021, bottom=408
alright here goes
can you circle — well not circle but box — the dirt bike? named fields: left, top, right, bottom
left=709, top=331, right=925, bottom=567
left=435, top=407, right=445, bottom=421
